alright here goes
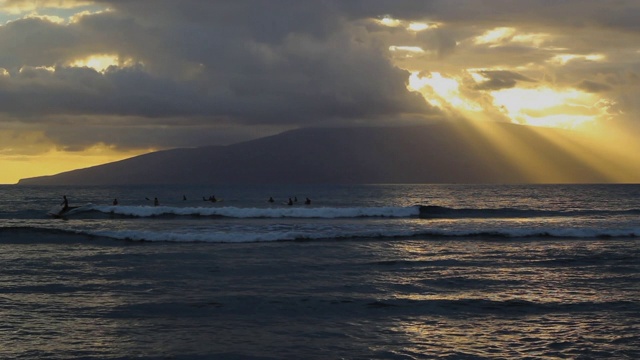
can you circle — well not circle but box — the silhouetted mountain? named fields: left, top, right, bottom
left=18, top=121, right=626, bottom=185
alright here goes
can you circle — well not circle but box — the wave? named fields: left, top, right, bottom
left=45, top=204, right=640, bottom=220
left=4, top=224, right=638, bottom=243
left=84, top=227, right=640, bottom=243
left=417, top=205, right=640, bottom=219
left=0, top=226, right=110, bottom=243
left=63, top=204, right=422, bottom=219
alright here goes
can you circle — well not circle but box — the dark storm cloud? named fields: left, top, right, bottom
left=2, top=0, right=640, bottom=152
left=0, top=1, right=435, bottom=128
left=0, top=17, right=75, bottom=70
left=0, top=65, right=206, bottom=117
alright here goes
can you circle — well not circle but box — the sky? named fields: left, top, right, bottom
left=1, top=0, right=640, bottom=184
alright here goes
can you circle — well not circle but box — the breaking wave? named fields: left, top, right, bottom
left=52, top=204, right=640, bottom=220
left=63, top=204, right=422, bottom=219
left=418, top=205, right=640, bottom=219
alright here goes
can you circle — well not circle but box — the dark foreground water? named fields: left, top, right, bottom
left=0, top=184, right=639, bottom=358
left=1, top=235, right=638, bottom=359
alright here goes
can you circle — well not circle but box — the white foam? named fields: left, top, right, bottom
left=86, top=204, right=421, bottom=219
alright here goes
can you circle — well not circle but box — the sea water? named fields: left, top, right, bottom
left=0, top=184, right=638, bottom=359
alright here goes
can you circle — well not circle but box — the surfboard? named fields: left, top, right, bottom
left=47, top=205, right=78, bottom=217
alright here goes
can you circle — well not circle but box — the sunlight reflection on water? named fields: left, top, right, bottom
left=1, top=227, right=638, bottom=358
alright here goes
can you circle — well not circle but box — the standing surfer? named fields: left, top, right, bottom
left=61, top=195, right=69, bottom=212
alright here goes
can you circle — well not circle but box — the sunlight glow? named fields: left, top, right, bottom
left=491, top=87, right=605, bottom=129
left=71, top=54, right=118, bottom=72
left=474, top=27, right=516, bottom=45
left=408, top=22, right=432, bottom=31
left=70, top=54, right=133, bottom=72
left=378, top=16, right=401, bottom=27
left=550, top=54, right=606, bottom=65
left=389, top=46, right=426, bottom=58
left=469, top=71, right=488, bottom=83
left=389, top=46, right=425, bottom=53
left=511, top=33, right=550, bottom=47
left=19, top=65, right=55, bottom=73
left=474, top=27, right=551, bottom=48
left=0, top=143, right=152, bottom=184
left=0, top=1, right=94, bottom=14
left=522, top=114, right=595, bottom=129
left=24, top=13, right=65, bottom=23
left=409, top=72, right=482, bottom=111
left=377, top=17, right=438, bottom=32
left=401, top=66, right=639, bottom=182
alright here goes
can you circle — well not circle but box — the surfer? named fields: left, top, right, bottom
left=61, top=195, right=69, bottom=212
left=287, top=198, right=293, bottom=206
left=154, top=197, right=159, bottom=206
left=113, top=198, right=118, bottom=206
left=305, top=197, right=311, bottom=205
left=183, top=195, right=187, bottom=201
left=268, top=197, right=275, bottom=203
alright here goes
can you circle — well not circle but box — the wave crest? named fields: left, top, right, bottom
left=71, top=204, right=422, bottom=219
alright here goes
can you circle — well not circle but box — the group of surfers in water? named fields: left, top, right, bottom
left=269, top=196, right=311, bottom=205
left=60, top=194, right=311, bottom=210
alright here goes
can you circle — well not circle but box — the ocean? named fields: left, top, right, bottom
left=0, top=183, right=638, bottom=359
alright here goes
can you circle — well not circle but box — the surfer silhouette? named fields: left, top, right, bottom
left=61, top=195, right=69, bottom=211
left=154, top=197, right=159, bottom=206
left=113, top=198, right=118, bottom=206
left=305, top=197, right=311, bottom=205
left=268, top=197, right=275, bottom=203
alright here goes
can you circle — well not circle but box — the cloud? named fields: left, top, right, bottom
left=1, top=0, right=640, bottom=154
left=577, top=80, right=612, bottom=93
left=0, top=0, right=93, bottom=13
left=0, top=2, right=434, bottom=121
left=474, top=70, right=536, bottom=91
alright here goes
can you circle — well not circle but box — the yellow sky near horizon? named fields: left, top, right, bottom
left=1, top=142, right=152, bottom=184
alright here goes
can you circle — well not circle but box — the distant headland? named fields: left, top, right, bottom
left=18, top=122, right=638, bottom=185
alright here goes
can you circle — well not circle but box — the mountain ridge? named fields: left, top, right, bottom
left=18, top=121, right=623, bottom=185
